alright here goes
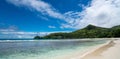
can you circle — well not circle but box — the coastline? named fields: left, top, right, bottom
left=0, top=38, right=106, bottom=59
left=57, top=38, right=115, bottom=59
left=0, top=38, right=117, bottom=59
left=80, top=38, right=119, bottom=59
left=49, top=38, right=109, bottom=59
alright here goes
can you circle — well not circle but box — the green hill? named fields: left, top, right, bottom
left=82, top=25, right=107, bottom=30
left=34, top=25, right=120, bottom=39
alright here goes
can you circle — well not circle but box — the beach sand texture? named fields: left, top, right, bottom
left=81, top=39, right=120, bottom=59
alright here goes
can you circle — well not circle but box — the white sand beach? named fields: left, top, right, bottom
left=81, top=39, right=120, bottom=59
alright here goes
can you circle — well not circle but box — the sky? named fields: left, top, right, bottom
left=0, top=0, right=120, bottom=39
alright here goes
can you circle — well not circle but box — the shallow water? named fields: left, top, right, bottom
left=0, top=39, right=107, bottom=59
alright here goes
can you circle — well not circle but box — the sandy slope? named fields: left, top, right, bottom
left=82, top=39, right=120, bottom=59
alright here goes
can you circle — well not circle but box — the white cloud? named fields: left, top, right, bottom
left=0, top=25, right=18, bottom=31
left=48, top=25, right=56, bottom=28
left=0, top=32, right=48, bottom=38
left=7, top=0, right=120, bottom=29
left=0, top=31, right=71, bottom=38
left=6, top=0, right=77, bottom=28
left=7, top=0, right=64, bottom=19
left=79, top=0, right=120, bottom=28
left=60, top=0, right=120, bottom=29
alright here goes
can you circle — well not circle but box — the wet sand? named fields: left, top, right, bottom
left=81, top=39, right=120, bottom=59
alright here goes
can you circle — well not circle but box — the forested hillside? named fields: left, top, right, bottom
left=34, top=25, right=120, bottom=39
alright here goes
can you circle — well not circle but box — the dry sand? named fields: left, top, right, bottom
left=81, top=39, right=120, bottom=59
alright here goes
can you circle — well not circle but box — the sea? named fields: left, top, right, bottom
left=0, top=39, right=107, bottom=59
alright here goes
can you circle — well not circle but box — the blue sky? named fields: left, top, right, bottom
left=0, top=0, right=120, bottom=38
left=0, top=0, right=90, bottom=32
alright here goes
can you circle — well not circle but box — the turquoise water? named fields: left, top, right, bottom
left=0, top=39, right=107, bottom=59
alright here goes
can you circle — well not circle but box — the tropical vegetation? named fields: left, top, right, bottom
left=34, top=25, right=120, bottom=39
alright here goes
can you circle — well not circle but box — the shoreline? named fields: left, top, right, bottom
left=80, top=39, right=119, bottom=59
left=51, top=39, right=110, bottom=59
left=58, top=39, right=114, bottom=59
left=0, top=38, right=118, bottom=59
